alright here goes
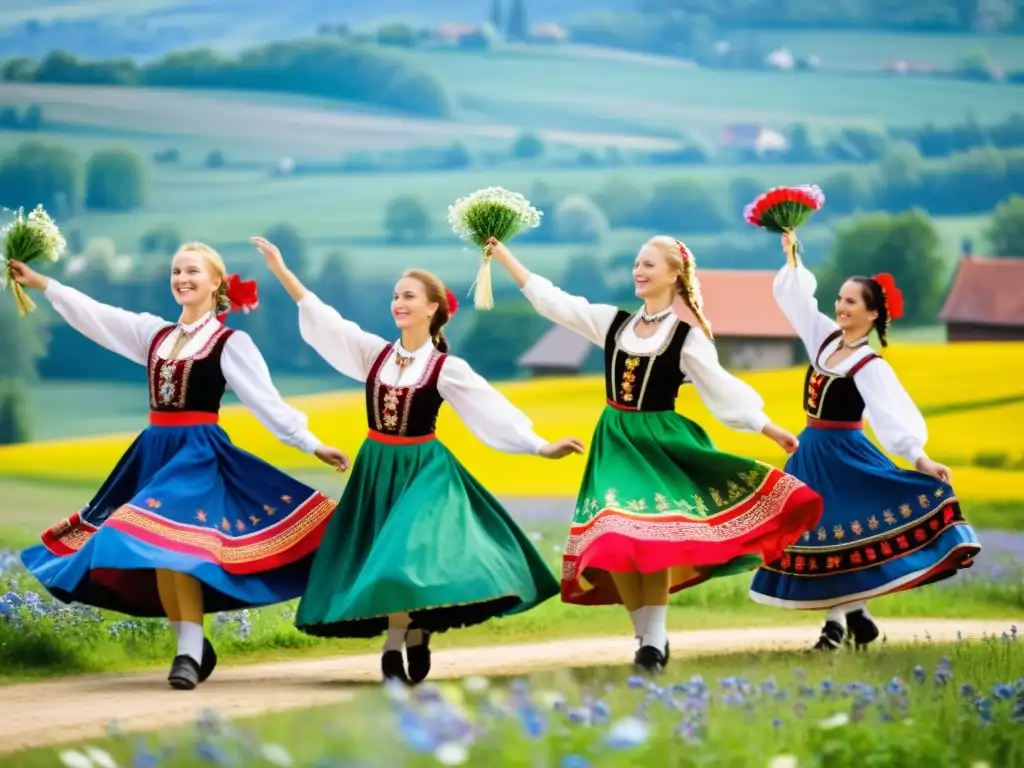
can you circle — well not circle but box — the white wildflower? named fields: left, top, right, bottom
left=57, top=750, right=93, bottom=768
left=817, top=712, right=850, bottom=729
left=446, top=186, right=542, bottom=243
left=768, top=755, right=799, bottom=768
left=83, top=747, right=117, bottom=768
left=463, top=675, right=489, bottom=693
left=26, top=204, right=67, bottom=261
left=260, top=743, right=293, bottom=767
left=434, top=741, right=469, bottom=765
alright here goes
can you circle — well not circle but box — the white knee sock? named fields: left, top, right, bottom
left=406, top=628, right=425, bottom=647
left=178, top=621, right=204, bottom=665
left=641, top=605, right=668, bottom=653
left=383, top=629, right=406, bottom=652
left=826, top=600, right=867, bottom=624
left=629, top=607, right=648, bottom=640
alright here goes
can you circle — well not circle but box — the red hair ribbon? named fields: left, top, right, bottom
left=871, top=273, right=904, bottom=323
left=445, top=288, right=459, bottom=317
left=675, top=240, right=692, bottom=263
left=217, top=274, right=259, bottom=322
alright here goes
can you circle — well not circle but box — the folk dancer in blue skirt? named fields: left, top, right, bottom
left=9, top=244, right=349, bottom=689
left=749, top=232, right=981, bottom=651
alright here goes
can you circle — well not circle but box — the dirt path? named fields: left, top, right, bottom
left=2, top=618, right=1018, bottom=755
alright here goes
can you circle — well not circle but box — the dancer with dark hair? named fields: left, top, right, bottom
left=9, top=243, right=349, bottom=690
left=749, top=232, right=980, bottom=651
left=252, top=236, right=584, bottom=685
left=487, top=235, right=823, bottom=673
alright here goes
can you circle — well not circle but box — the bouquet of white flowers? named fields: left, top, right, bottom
left=447, top=186, right=542, bottom=309
left=1, top=204, right=67, bottom=316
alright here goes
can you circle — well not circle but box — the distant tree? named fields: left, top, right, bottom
left=2, top=57, right=35, bottom=82
left=0, top=141, right=79, bottom=214
left=85, top=148, right=146, bottom=211
left=264, top=223, right=308, bottom=278
left=21, top=104, right=43, bottom=130
left=511, top=132, right=544, bottom=159
left=139, top=225, right=181, bottom=255
left=985, top=195, right=1024, bottom=256
left=377, top=22, right=417, bottom=48
left=592, top=176, right=649, bottom=228
left=0, top=107, right=18, bottom=129
left=205, top=150, right=225, bottom=168
left=816, top=210, right=945, bottom=325
left=0, top=378, right=31, bottom=445
left=490, top=0, right=503, bottom=29
left=644, top=179, right=726, bottom=233
left=561, top=253, right=611, bottom=301
left=507, top=0, right=528, bottom=41
left=384, top=196, right=431, bottom=244
left=552, top=195, right=609, bottom=243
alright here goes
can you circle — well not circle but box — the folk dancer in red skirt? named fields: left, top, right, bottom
left=486, top=235, right=824, bottom=672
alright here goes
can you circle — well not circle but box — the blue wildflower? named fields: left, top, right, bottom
left=912, top=666, right=926, bottom=684
left=605, top=716, right=650, bottom=749
left=561, top=756, right=592, bottom=768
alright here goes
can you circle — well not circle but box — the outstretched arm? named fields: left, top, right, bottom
left=253, top=236, right=388, bottom=383
left=222, top=331, right=350, bottom=471
left=8, top=260, right=166, bottom=365
left=487, top=239, right=619, bottom=346
left=773, top=234, right=839, bottom=357
left=681, top=331, right=799, bottom=453
left=438, top=356, right=585, bottom=458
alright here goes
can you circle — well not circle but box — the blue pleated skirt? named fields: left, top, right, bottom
left=20, top=421, right=336, bottom=617
left=749, top=425, right=980, bottom=609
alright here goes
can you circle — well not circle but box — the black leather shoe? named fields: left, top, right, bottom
left=382, top=650, right=410, bottom=684
left=635, top=645, right=666, bottom=673
left=198, top=637, right=217, bottom=683
left=168, top=654, right=200, bottom=690
left=406, top=631, right=431, bottom=685
left=846, top=610, right=880, bottom=650
left=809, top=620, right=845, bottom=652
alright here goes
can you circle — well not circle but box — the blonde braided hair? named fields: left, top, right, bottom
left=644, top=235, right=713, bottom=341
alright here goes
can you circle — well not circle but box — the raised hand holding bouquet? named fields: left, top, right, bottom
left=744, top=185, right=824, bottom=267
left=447, top=186, right=542, bottom=309
left=2, top=204, right=67, bottom=316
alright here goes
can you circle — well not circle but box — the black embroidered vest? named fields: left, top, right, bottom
left=604, top=310, right=691, bottom=411
left=365, top=344, right=447, bottom=437
left=804, top=330, right=880, bottom=422
left=148, top=324, right=234, bottom=413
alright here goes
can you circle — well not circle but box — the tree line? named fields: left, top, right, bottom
left=0, top=38, right=451, bottom=118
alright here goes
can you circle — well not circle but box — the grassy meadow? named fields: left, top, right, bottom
left=12, top=640, right=1024, bottom=767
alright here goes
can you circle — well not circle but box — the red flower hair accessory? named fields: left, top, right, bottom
left=217, top=274, right=259, bottom=322
left=445, top=288, right=459, bottom=317
left=871, top=272, right=904, bottom=324
left=674, top=240, right=692, bottom=262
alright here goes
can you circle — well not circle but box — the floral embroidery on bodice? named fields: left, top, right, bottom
left=147, top=324, right=233, bottom=412
left=364, top=344, right=447, bottom=437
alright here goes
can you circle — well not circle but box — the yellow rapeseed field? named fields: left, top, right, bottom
left=1, top=341, right=1022, bottom=502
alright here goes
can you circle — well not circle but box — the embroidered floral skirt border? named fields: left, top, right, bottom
left=294, top=437, right=561, bottom=638
left=749, top=426, right=981, bottom=609
left=20, top=423, right=336, bottom=617
left=561, top=406, right=823, bottom=606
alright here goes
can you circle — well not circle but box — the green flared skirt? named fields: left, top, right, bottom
left=562, top=404, right=823, bottom=606
left=294, top=432, right=561, bottom=638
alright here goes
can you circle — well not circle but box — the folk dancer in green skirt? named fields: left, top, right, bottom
left=252, top=236, right=586, bottom=685
left=487, top=235, right=824, bottom=672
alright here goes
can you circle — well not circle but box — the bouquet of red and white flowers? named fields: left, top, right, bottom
left=744, top=185, right=825, bottom=266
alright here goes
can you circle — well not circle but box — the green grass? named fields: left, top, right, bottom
left=401, top=47, right=1023, bottom=132
left=11, top=640, right=1024, bottom=767
left=745, top=28, right=1024, bottom=71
